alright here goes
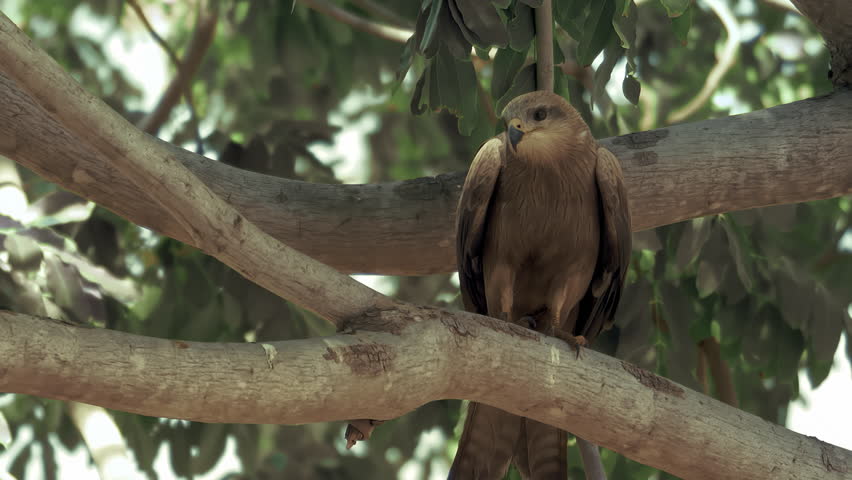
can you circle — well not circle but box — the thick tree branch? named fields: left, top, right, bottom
left=2, top=11, right=852, bottom=279
left=791, top=0, right=852, bottom=88
left=2, top=65, right=849, bottom=275
left=2, top=310, right=849, bottom=479
left=0, top=13, right=393, bottom=326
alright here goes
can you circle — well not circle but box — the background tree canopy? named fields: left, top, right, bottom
left=0, top=0, right=849, bottom=479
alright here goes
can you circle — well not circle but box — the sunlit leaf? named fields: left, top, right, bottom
left=577, top=0, right=616, bottom=66
left=660, top=0, right=691, bottom=17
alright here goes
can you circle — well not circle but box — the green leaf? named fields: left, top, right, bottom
left=721, top=218, right=754, bottom=290
left=592, top=41, right=621, bottom=110
left=420, top=0, right=444, bottom=56
left=675, top=217, right=714, bottom=273
left=495, top=63, right=537, bottom=113
left=695, top=260, right=721, bottom=298
left=491, top=45, right=529, bottom=100
left=660, top=0, right=691, bottom=17
left=434, top=48, right=480, bottom=135
left=671, top=3, right=693, bottom=45
left=622, top=75, right=641, bottom=105
left=577, top=0, right=616, bottom=66
left=410, top=67, right=430, bottom=115
left=439, top=0, right=473, bottom=58
left=809, top=286, right=843, bottom=364
left=519, top=0, right=543, bottom=6
left=192, top=423, right=229, bottom=474
left=4, top=235, right=43, bottom=272
left=507, top=2, right=535, bottom=51
left=455, top=0, right=509, bottom=47
left=553, top=0, right=589, bottom=40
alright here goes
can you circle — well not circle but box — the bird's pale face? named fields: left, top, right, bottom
left=501, top=91, right=586, bottom=156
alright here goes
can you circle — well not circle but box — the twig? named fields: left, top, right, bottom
left=347, top=0, right=412, bottom=28
left=534, top=0, right=554, bottom=92
left=699, top=337, right=739, bottom=408
left=68, top=402, right=140, bottom=480
left=577, top=437, right=607, bottom=480
left=761, top=0, right=799, bottom=12
left=132, top=0, right=218, bottom=142
left=299, top=0, right=412, bottom=44
left=667, top=0, right=739, bottom=124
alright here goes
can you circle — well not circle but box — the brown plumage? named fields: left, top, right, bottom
left=451, top=91, right=632, bottom=479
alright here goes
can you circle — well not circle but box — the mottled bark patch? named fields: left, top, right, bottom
left=440, top=316, right=475, bottom=341
left=621, top=361, right=684, bottom=398
left=473, top=314, right=540, bottom=341
left=323, top=344, right=395, bottom=376
left=611, top=130, right=669, bottom=149
left=633, top=151, right=658, bottom=166
left=819, top=439, right=849, bottom=473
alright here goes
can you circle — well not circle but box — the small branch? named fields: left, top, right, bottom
left=699, top=337, right=739, bottom=408
left=1, top=15, right=851, bottom=276
left=347, top=0, right=412, bottom=28
left=0, top=12, right=392, bottom=327
left=300, top=0, right=412, bottom=44
left=760, top=0, right=799, bottom=13
left=2, top=310, right=851, bottom=480
left=535, top=0, right=554, bottom=92
left=0, top=155, right=26, bottom=220
left=667, top=0, right=739, bottom=124
left=133, top=0, right=219, bottom=136
left=577, top=437, right=606, bottom=480
left=68, top=403, right=141, bottom=480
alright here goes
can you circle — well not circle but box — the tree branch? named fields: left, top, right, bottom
left=666, top=0, right=739, bottom=124
left=67, top=402, right=140, bottom=480
left=2, top=63, right=849, bottom=276
left=347, top=0, right=412, bottom=29
left=300, top=0, right=412, bottom=44
left=790, top=0, right=852, bottom=88
left=699, top=337, right=738, bottom=407
left=535, top=0, right=554, bottom=92
left=134, top=1, right=218, bottom=136
left=2, top=310, right=849, bottom=479
left=0, top=12, right=393, bottom=327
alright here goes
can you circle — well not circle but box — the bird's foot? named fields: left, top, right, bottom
left=344, top=419, right=386, bottom=449
left=519, top=306, right=548, bottom=331
left=557, top=333, right=588, bottom=359
left=520, top=314, right=537, bottom=330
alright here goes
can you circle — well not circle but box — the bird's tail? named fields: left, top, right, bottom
left=448, top=402, right=567, bottom=480
left=514, top=418, right=568, bottom=479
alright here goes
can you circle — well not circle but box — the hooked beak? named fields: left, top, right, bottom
left=507, top=118, right=524, bottom=150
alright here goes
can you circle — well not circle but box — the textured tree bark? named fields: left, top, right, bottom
left=791, top=0, right=852, bottom=88
left=2, top=310, right=850, bottom=480
left=0, top=13, right=393, bottom=327
left=1, top=66, right=849, bottom=275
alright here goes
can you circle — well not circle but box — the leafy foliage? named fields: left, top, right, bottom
left=0, top=0, right=848, bottom=479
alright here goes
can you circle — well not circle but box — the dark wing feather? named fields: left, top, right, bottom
left=577, top=145, right=632, bottom=341
left=456, top=136, right=504, bottom=315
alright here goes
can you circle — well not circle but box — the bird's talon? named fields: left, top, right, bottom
left=520, top=315, right=537, bottom=330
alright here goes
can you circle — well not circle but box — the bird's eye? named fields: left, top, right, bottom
left=533, top=108, right=547, bottom=121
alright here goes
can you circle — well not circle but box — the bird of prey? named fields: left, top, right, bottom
left=451, top=90, right=632, bottom=479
